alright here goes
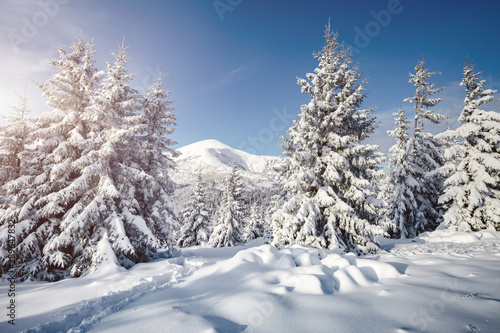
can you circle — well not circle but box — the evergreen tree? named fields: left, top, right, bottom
left=209, top=162, right=246, bottom=247
left=244, top=201, right=265, bottom=242
left=272, top=23, right=384, bottom=253
left=178, top=173, right=211, bottom=247
left=0, top=38, right=103, bottom=280
left=386, top=109, right=422, bottom=238
left=40, top=42, right=144, bottom=279
left=134, top=76, right=179, bottom=250
left=403, top=59, right=446, bottom=232
left=438, top=61, right=500, bottom=231
left=0, top=39, right=179, bottom=281
left=47, top=44, right=178, bottom=278
left=0, top=88, right=32, bottom=186
left=405, top=60, right=447, bottom=136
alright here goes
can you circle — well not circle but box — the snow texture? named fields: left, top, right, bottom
left=1, top=227, right=499, bottom=333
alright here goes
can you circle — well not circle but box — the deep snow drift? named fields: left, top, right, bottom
left=1, top=226, right=500, bottom=333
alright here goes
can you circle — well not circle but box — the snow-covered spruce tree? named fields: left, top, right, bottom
left=0, top=40, right=179, bottom=281
left=178, top=173, right=211, bottom=247
left=244, top=201, right=265, bottom=242
left=437, top=61, right=500, bottom=231
left=209, top=162, right=246, bottom=247
left=0, top=88, right=32, bottom=186
left=44, top=44, right=178, bottom=278
left=385, top=108, right=423, bottom=238
left=0, top=89, right=35, bottom=270
left=134, top=76, right=179, bottom=250
left=269, top=159, right=291, bottom=241
left=403, top=59, right=446, bottom=232
left=259, top=186, right=284, bottom=238
left=0, top=38, right=103, bottom=280
left=272, top=24, right=385, bottom=253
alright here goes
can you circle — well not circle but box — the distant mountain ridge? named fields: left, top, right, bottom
left=173, top=139, right=280, bottom=175
left=170, top=139, right=282, bottom=210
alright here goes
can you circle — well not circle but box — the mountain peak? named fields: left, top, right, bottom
left=179, top=139, right=232, bottom=153
left=172, top=139, right=281, bottom=185
left=171, top=139, right=282, bottom=210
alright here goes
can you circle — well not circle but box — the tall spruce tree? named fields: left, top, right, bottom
left=272, top=23, right=384, bottom=253
left=134, top=76, right=179, bottom=250
left=209, top=162, right=246, bottom=247
left=46, top=44, right=178, bottom=278
left=178, top=173, right=211, bottom=247
left=0, top=38, right=103, bottom=280
left=244, top=200, right=265, bottom=242
left=0, top=39, right=179, bottom=281
left=403, top=59, right=446, bottom=233
left=438, top=61, right=500, bottom=231
left=0, top=88, right=32, bottom=186
left=386, top=109, right=422, bottom=238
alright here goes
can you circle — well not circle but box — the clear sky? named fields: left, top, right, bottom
left=1, top=0, right=499, bottom=156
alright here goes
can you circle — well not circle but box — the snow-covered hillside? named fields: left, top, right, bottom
left=171, top=139, right=282, bottom=209
left=176, top=139, right=280, bottom=174
left=2, top=226, right=499, bottom=332
left=172, top=139, right=281, bottom=183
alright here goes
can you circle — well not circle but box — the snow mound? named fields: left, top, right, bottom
left=390, top=224, right=500, bottom=256
left=90, top=233, right=126, bottom=277
left=419, top=225, right=500, bottom=243
left=5, top=232, right=500, bottom=333
left=202, top=244, right=401, bottom=296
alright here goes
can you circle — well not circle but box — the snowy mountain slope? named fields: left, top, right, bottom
left=172, top=139, right=281, bottom=183
left=170, top=139, right=283, bottom=210
left=3, top=227, right=500, bottom=333
left=176, top=139, right=280, bottom=174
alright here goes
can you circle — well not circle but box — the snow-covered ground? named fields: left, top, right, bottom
left=2, top=226, right=500, bottom=333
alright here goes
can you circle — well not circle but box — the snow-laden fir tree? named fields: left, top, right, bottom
left=0, top=38, right=103, bottom=280
left=260, top=186, right=284, bottom=238
left=0, top=88, right=32, bottom=186
left=44, top=44, right=178, bottom=278
left=0, top=89, right=34, bottom=261
left=244, top=201, right=265, bottom=242
left=134, top=76, right=179, bottom=250
left=0, top=39, right=179, bottom=281
left=272, top=23, right=385, bottom=253
left=437, top=61, right=500, bottom=231
left=178, top=173, right=211, bottom=247
left=209, top=162, right=246, bottom=247
left=405, top=59, right=447, bottom=136
left=385, top=108, right=424, bottom=238
left=403, top=59, right=446, bottom=233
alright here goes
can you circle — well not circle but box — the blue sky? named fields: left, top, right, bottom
left=1, top=0, right=499, bottom=156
